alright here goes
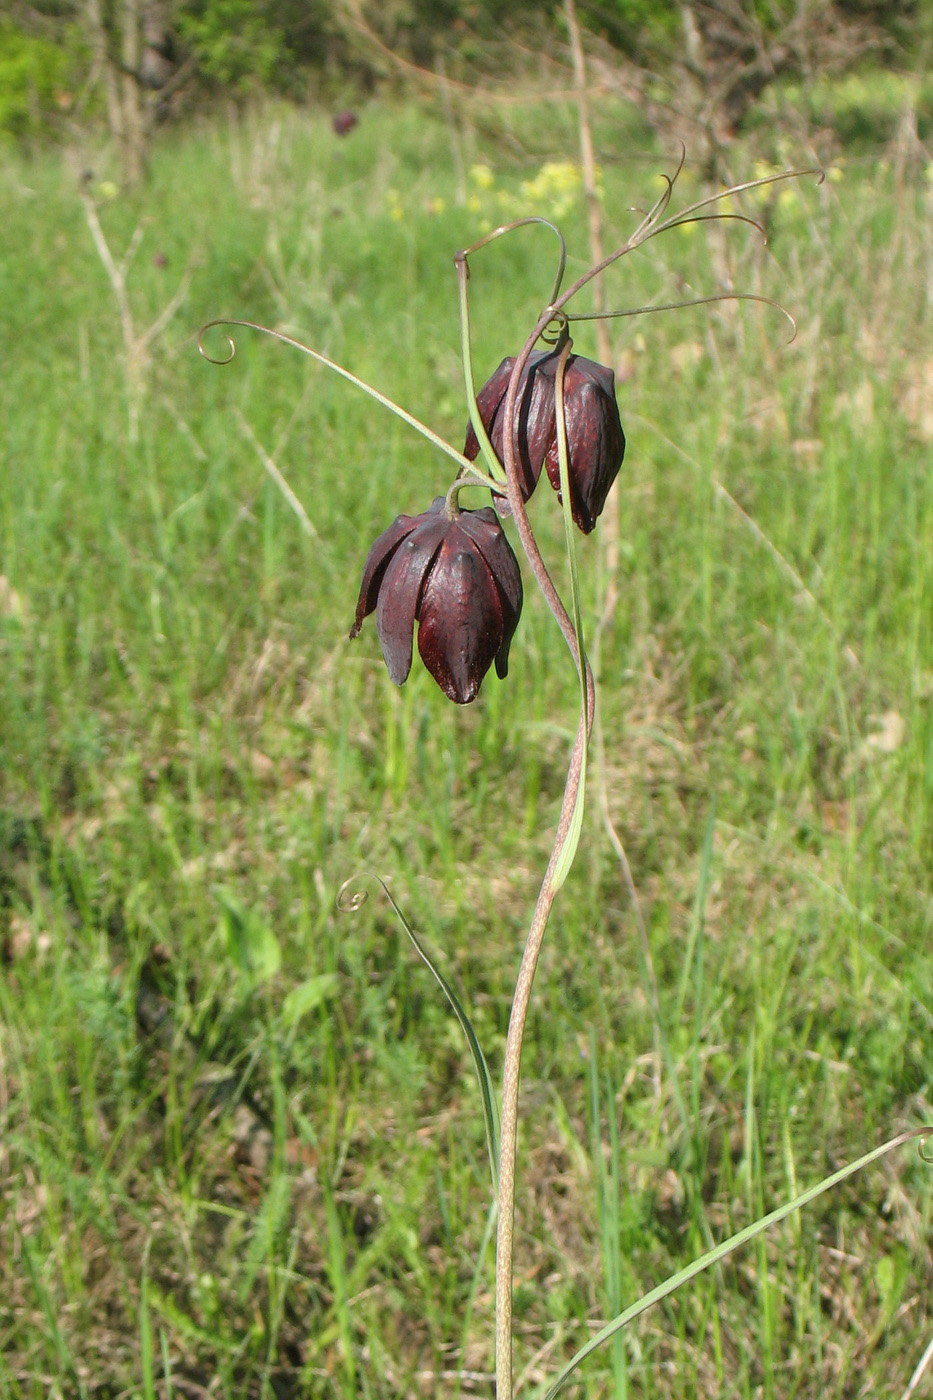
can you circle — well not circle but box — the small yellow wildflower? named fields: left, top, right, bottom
left=520, top=162, right=582, bottom=219
left=470, top=164, right=494, bottom=190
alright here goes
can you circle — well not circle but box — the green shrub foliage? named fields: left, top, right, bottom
left=0, top=20, right=74, bottom=138
left=2, top=0, right=928, bottom=132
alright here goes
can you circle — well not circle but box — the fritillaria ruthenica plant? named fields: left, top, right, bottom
left=200, top=157, right=929, bottom=1400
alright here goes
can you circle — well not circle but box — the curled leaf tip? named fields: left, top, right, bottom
left=198, top=320, right=237, bottom=365
left=337, top=876, right=372, bottom=913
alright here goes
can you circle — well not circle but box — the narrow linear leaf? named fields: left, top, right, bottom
left=200, top=318, right=474, bottom=476
left=460, top=216, right=568, bottom=304
left=344, top=877, right=500, bottom=1193
left=548, top=766, right=586, bottom=895
left=456, top=261, right=506, bottom=485
left=543, top=1126, right=933, bottom=1400
left=546, top=339, right=589, bottom=896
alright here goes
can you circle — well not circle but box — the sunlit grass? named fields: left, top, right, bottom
left=0, top=94, right=931, bottom=1397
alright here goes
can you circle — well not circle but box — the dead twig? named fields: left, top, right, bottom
left=80, top=189, right=192, bottom=442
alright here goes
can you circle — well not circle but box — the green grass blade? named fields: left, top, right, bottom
left=20, top=1230, right=88, bottom=1399
left=322, top=1177, right=358, bottom=1391
left=542, top=1127, right=933, bottom=1400
left=140, top=1241, right=155, bottom=1400
left=455, top=1199, right=498, bottom=1400
left=675, top=797, right=716, bottom=1018
left=159, top=1328, right=175, bottom=1400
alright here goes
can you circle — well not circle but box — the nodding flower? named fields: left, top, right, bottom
left=464, top=348, right=625, bottom=534
left=350, top=496, right=523, bottom=704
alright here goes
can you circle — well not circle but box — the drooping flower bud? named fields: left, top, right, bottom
left=464, top=348, right=625, bottom=534
left=350, top=497, right=523, bottom=704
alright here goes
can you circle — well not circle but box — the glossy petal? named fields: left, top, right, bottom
left=464, top=351, right=558, bottom=500
left=455, top=508, right=523, bottom=678
left=350, top=510, right=420, bottom=637
left=544, top=361, right=625, bottom=533
left=417, top=531, right=504, bottom=703
left=463, top=357, right=513, bottom=462
left=375, top=515, right=447, bottom=685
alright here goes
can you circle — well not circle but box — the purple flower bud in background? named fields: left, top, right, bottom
left=332, top=111, right=358, bottom=136
left=350, top=497, right=523, bottom=704
left=464, top=348, right=625, bottom=533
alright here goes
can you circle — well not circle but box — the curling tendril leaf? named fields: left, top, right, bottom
left=567, top=292, right=798, bottom=344
left=458, top=215, right=568, bottom=305
left=197, top=318, right=477, bottom=476
left=337, top=874, right=500, bottom=1193
left=198, top=324, right=236, bottom=365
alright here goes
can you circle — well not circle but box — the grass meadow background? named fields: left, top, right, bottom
left=1, top=87, right=932, bottom=1398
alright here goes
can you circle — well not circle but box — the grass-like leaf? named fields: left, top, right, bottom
left=546, top=339, right=589, bottom=896
left=542, top=1126, right=933, bottom=1399
left=341, top=876, right=500, bottom=1193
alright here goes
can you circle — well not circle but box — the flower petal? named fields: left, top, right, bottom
left=514, top=349, right=561, bottom=492
left=350, top=512, right=419, bottom=638
left=418, top=532, right=503, bottom=703
left=374, top=515, right=447, bottom=685
left=545, top=358, right=625, bottom=533
left=454, top=508, right=523, bottom=678
left=464, top=351, right=559, bottom=501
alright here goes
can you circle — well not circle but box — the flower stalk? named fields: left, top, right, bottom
left=487, top=323, right=595, bottom=1400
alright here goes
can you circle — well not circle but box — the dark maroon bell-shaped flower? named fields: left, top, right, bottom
left=332, top=111, right=358, bottom=136
left=463, top=348, right=625, bottom=534
left=350, top=497, right=523, bottom=704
